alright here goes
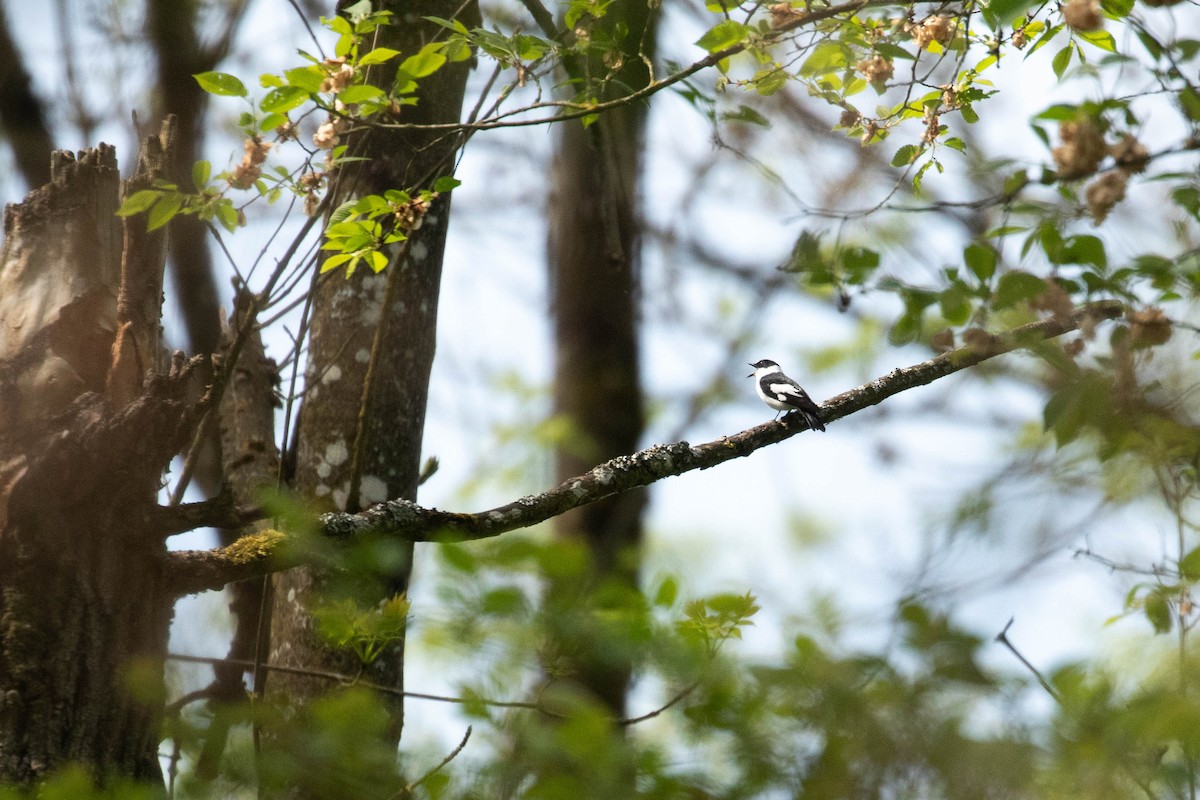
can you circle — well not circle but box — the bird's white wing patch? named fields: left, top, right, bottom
left=768, top=382, right=802, bottom=398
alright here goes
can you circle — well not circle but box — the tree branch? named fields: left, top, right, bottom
left=167, top=301, right=1123, bottom=595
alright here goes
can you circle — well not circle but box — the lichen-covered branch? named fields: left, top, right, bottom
left=168, top=301, right=1123, bottom=595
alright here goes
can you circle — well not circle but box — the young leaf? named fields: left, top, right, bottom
left=146, top=193, right=182, bottom=231
left=358, top=46, right=402, bottom=66
left=963, top=243, right=997, bottom=281
left=695, top=20, right=750, bottom=53
left=194, top=71, right=248, bottom=97
left=399, top=45, right=448, bottom=78
left=261, top=85, right=309, bottom=114
left=117, top=189, right=160, bottom=217
left=191, top=160, right=211, bottom=190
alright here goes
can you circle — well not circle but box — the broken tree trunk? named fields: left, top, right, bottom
left=0, top=122, right=190, bottom=784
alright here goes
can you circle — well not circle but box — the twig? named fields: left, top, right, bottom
left=994, top=618, right=1059, bottom=703
left=166, top=653, right=552, bottom=713
left=618, top=680, right=701, bottom=727
left=395, top=727, right=472, bottom=799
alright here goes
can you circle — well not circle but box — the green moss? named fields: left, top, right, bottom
left=220, top=528, right=285, bottom=564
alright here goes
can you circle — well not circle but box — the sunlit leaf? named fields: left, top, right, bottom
left=194, top=71, right=247, bottom=97
left=695, top=20, right=751, bottom=53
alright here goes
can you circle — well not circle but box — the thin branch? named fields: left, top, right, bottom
left=167, top=653, right=549, bottom=713
left=395, top=727, right=472, bottom=799
left=167, top=301, right=1124, bottom=593
left=994, top=618, right=1059, bottom=703
left=618, top=680, right=701, bottom=727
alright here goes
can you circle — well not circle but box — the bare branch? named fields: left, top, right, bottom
left=166, top=301, right=1123, bottom=595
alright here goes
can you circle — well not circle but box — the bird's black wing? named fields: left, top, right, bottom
left=765, top=375, right=826, bottom=432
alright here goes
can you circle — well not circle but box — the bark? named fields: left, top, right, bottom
left=0, top=123, right=185, bottom=783
left=263, top=0, right=478, bottom=748
left=546, top=0, right=657, bottom=715
left=190, top=289, right=282, bottom=782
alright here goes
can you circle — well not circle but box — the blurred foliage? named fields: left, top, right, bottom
left=19, top=0, right=1200, bottom=795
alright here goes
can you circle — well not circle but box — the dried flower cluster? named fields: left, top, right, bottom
left=1110, top=134, right=1149, bottom=173
left=1011, top=27, right=1029, bottom=49
left=1030, top=279, right=1075, bottom=320
left=394, top=194, right=435, bottom=232
left=320, top=57, right=356, bottom=94
left=922, top=106, right=941, bottom=143
left=1128, top=307, right=1172, bottom=347
left=909, top=15, right=956, bottom=49
left=1052, top=119, right=1107, bottom=178
left=856, top=55, right=894, bottom=84
left=300, top=171, right=324, bottom=217
left=229, top=136, right=271, bottom=190
left=860, top=118, right=879, bottom=145
left=1085, top=171, right=1127, bottom=224
left=1062, top=0, right=1103, bottom=31
left=768, top=2, right=803, bottom=27
left=313, top=116, right=348, bottom=150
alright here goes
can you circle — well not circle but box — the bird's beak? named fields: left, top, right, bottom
left=746, top=365, right=754, bottom=378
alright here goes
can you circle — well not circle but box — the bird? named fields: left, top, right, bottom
left=747, top=359, right=826, bottom=432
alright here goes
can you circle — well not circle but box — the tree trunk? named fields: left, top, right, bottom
left=547, top=1, right=657, bottom=716
left=0, top=124, right=184, bottom=783
left=263, top=0, right=478, bottom=746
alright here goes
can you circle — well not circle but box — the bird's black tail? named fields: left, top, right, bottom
left=794, top=407, right=826, bottom=433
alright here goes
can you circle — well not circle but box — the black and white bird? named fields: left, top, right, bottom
left=748, top=359, right=826, bottom=432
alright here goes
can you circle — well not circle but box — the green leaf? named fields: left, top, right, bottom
left=261, top=85, right=309, bottom=114
left=191, top=160, right=211, bottom=189
left=1179, top=87, right=1200, bottom=123
left=284, top=65, right=325, bottom=93
left=695, top=19, right=751, bottom=53
left=654, top=576, right=679, bottom=607
left=891, top=144, right=920, bottom=167
left=369, top=250, right=390, bottom=273
left=874, top=42, right=916, bottom=61
left=433, top=176, right=461, bottom=193
left=1077, top=29, right=1116, bottom=53
left=117, top=189, right=160, bottom=217
left=1034, top=103, right=1080, bottom=121
left=422, top=15, right=470, bottom=36
left=321, top=252, right=354, bottom=274
left=1180, top=547, right=1200, bottom=581
left=1061, top=234, right=1107, bottom=269
left=358, top=46, right=401, bottom=66
left=1144, top=590, right=1172, bottom=634
left=984, top=0, right=1039, bottom=27
left=964, top=243, right=997, bottom=281
left=215, top=201, right=240, bottom=232
left=799, top=40, right=852, bottom=77
left=341, top=0, right=373, bottom=22
left=1052, top=44, right=1073, bottom=79
left=993, top=270, right=1046, bottom=307
left=337, top=84, right=385, bottom=105
left=146, top=193, right=182, bottom=231
left=194, top=71, right=247, bottom=97
left=399, top=47, right=447, bottom=80
left=939, top=284, right=973, bottom=325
